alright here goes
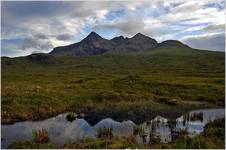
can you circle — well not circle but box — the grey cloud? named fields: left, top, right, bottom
left=1, top=1, right=226, bottom=57
left=56, top=34, right=74, bottom=41
left=182, top=33, right=225, bottom=51
left=34, top=33, right=48, bottom=39
left=204, top=24, right=225, bottom=31
left=1, top=1, right=72, bottom=21
left=1, top=40, right=29, bottom=57
left=1, top=48, right=27, bottom=57
left=20, top=36, right=53, bottom=51
left=70, top=1, right=143, bottom=18
left=94, top=18, right=146, bottom=37
left=172, top=2, right=201, bottom=14
left=94, top=17, right=179, bottom=40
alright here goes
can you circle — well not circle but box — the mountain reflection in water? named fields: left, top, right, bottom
left=1, top=108, right=224, bottom=148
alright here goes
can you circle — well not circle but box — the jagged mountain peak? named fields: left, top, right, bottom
left=112, top=35, right=124, bottom=40
left=88, top=31, right=100, bottom=37
left=133, top=33, right=145, bottom=37
left=132, top=33, right=150, bottom=39
left=111, top=36, right=125, bottom=42
left=81, top=31, right=104, bottom=43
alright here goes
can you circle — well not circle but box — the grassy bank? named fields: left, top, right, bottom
left=1, top=47, right=225, bottom=124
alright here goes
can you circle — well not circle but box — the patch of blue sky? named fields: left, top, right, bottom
left=105, top=9, right=125, bottom=21
left=151, top=8, right=170, bottom=18
left=204, top=2, right=225, bottom=11
left=76, top=25, right=117, bottom=41
left=95, top=28, right=118, bottom=39
left=170, top=2, right=184, bottom=9
left=73, top=25, right=93, bottom=42
left=83, top=25, right=93, bottom=34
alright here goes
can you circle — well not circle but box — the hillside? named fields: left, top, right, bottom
left=1, top=43, right=225, bottom=124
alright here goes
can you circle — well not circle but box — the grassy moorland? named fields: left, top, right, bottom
left=8, top=118, right=225, bottom=149
left=1, top=46, right=225, bottom=124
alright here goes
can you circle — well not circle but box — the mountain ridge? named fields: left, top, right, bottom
left=50, top=32, right=189, bottom=56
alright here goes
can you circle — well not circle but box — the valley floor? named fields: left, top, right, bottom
left=1, top=49, right=225, bottom=124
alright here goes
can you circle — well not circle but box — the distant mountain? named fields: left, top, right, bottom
left=50, top=32, right=189, bottom=56
left=50, top=32, right=110, bottom=56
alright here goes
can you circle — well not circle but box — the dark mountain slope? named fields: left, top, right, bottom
left=50, top=32, right=112, bottom=56
left=50, top=32, right=161, bottom=56
left=110, top=33, right=158, bottom=53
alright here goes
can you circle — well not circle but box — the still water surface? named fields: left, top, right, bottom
left=1, top=108, right=224, bottom=148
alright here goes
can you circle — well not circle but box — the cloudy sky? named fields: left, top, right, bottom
left=1, top=0, right=225, bottom=57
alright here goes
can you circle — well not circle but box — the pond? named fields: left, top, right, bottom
left=1, top=108, right=225, bottom=148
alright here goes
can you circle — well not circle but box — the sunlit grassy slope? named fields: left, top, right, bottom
left=1, top=46, right=225, bottom=123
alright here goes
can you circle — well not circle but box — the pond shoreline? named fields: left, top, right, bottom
left=2, top=108, right=225, bottom=149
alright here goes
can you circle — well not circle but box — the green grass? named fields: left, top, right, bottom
left=1, top=47, right=225, bottom=123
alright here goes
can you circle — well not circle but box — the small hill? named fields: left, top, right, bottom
left=27, top=53, right=56, bottom=64
left=157, top=40, right=190, bottom=49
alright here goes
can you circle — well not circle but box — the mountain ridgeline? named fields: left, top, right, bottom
left=50, top=32, right=190, bottom=56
